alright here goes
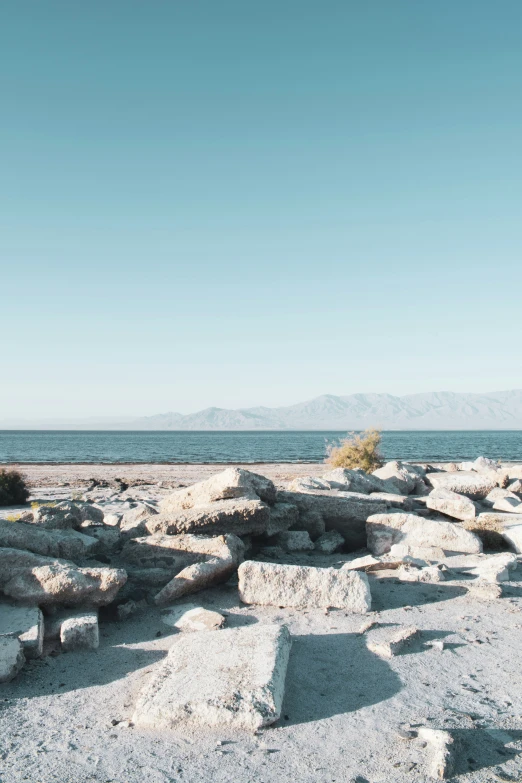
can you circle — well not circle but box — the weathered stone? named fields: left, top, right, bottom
left=238, top=560, right=371, bottom=612
left=161, top=604, right=226, bottom=632
left=388, top=543, right=446, bottom=562
left=85, top=526, right=121, bottom=553
left=369, top=492, right=416, bottom=510
left=0, top=519, right=99, bottom=560
left=507, top=479, right=522, bottom=494
left=278, top=489, right=387, bottom=549
left=314, top=530, right=345, bottom=554
left=425, top=471, right=498, bottom=499
left=60, top=611, right=99, bottom=651
left=31, top=501, right=83, bottom=530
left=396, top=565, right=445, bottom=583
left=321, top=467, right=398, bottom=495
left=341, top=555, right=383, bottom=572
left=467, top=580, right=502, bottom=600
left=426, top=488, right=476, bottom=521
left=366, top=513, right=482, bottom=556
left=484, top=487, right=522, bottom=513
left=159, top=468, right=276, bottom=515
left=275, top=530, right=314, bottom=552
left=445, top=552, right=517, bottom=583
left=103, top=513, right=122, bottom=527
left=119, top=503, right=158, bottom=538
left=418, top=727, right=457, bottom=780
left=0, top=548, right=127, bottom=606
left=132, top=623, right=291, bottom=731
left=77, top=503, right=105, bottom=525
left=501, top=524, right=522, bottom=553
left=287, top=477, right=331, bottom=492
left=265, top=502, right=299, bottom=536
left=0, top=636, right=25, bottom=683
left=366, top=625, right=419, bottom=658
left=372, top=461, right=420, bottom=495
left=289, top=510, right=325, bottom=540
left=0, top=603, right=43, bottom=658
left=146, top=499, right=271, bottom=538
left=116, top=599, right=148, bottom=621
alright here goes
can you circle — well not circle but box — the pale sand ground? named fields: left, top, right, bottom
left=1, top=464, right=522, bottom=782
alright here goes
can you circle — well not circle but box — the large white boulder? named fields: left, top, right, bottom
left=238, top=560, right=371, bottom=612
left=426, top=488, right=476, bottom=521
left=321, top=467, right=400, bottom=495
left=0, top=519, right=99, bottom=560
left=484, top=487, right=522, bottom=513
left=425, top=471, right=498, bottom=499
left=159, top=468, right=276, bottom=513
left=372, top=461, right=422, bottom=495
left=146, top=499, right=270, bottom=538
left=132, top=623, right=291, bottom=731
left=366, top=513, right=482, bottom=556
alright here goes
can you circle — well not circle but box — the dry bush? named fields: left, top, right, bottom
left=326, top=428, right=383, bottom=473
left=0, top=469, right=30, bottom=506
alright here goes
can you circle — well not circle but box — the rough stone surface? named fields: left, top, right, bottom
left=146, top=499, right=271, bottom=538
left=289, top=509, right=325, bottom=540
left=425, top=471, right=498, bottom=499
left=368, top=492, right=416, bottom=510
left=0, top=519, right=99, bottom=560
left=0, top=603, right=43, bottom=658
left=501, top=524, right=522, bottom=553
left=396, top=565, right=445, bottom=583
left=132, top=623, right=291, bottom=731
left=372, top=461, right=419, bottom=495
left=426, top=488, right=476, bottom=521
left=161, top=604, right=226, bottom=632
left=507, top=479, right=522, bottom=494
left=484, top=487, right=522, bottom=513
left=0, top=636, right=25, bottom=683
left=31, top=501, right=83, bottom=530
left=60, top=612, right=99, bottom=651
left=238, top=561, right=371, bottom=612
left=418, top=727, right=456, bottom=780
left=0, top=548, right=127, bottom=606
left=314, top=530, right=345, bottom=554
left=341, top=555, right=383, bottom=572
left=320, top=467, right=398, bottom=495
left=366, top=513, right=482, bottom=556
left=265, top=502, right=299, bottom=536
left=366, top=625, right=419, bottom=658
left=445, top=553, right=517, bottom=583
left=159, top=468, right=276, bottom=514
left=275, top=530, right=314, bottom=552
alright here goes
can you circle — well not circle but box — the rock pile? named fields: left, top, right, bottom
left=1, top=458, right=521, bottom=745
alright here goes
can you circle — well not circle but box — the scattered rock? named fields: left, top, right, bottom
left=147, top=499, right=271, bottom=538
left=366, top=625, right=419, bottom=658
left=418, top=727, right=456, bottom=779
left=366, top=513, right=482, bottom=556
left=275, top=530, right=314, bottom=552
left=265, top=502, right=299, bottom=536
left=159, top=468, right=277, bottom=513
left=484, top=487, right=522, bottom=513
left=466, top=580, right=502, bottom=600
left=314, top=530, right=345, bottom=554
left=161, top=604, right=226, bottom=632
left=396, top=564, right=445, bottom=583
left=426, top=488, right=476, bottom=521
left=0, top=636, right=25, bottom=683
left=31, top=501, right=83, bottom=530
left=238, top=561, right=371, bottom=612
left=60, top=611, right=99, bottom=651
left=132, top=623, right=291, bottom=731
left=372, top=461, right=421, bottom=495
left=0, top=519, right=99, bottom=560
left=425, top=471, right=498, bottom=499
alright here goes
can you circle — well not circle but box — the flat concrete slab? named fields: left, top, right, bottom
left=0, top=603, right=43, bottom=658
left=133, top=623, right=291, bottom=731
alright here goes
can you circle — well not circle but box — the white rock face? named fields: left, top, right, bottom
left=160, top=468, right=276, bottom=513
left=484, top=487, right=522, bottom=513
left=445, top=553, right=517, bottom=583
left=238, top=561, right=371, bottom=612
left=275, top=530, right=314, bottom=552
left=132, top=623, right=291, bottom=731
left=161, top=604, right=225, bottom=632
left=366, top=625, right=419, bottom=658
left=60, top=612, right=99, bottom=651
left=507, top=479, right=522, bottom=494
left=389, top=543, right=446, bottom=562
left=372, top=461, right=420, bottom=495
left=321, top=467, right=398, bottom=495
left=0, top=519, right=99, bottom=560
left=265, top=502, right=299, bottom=536
left=501, top=524, right=522, bottom=553
left=147, top=499, right=271, bottom=538
left=396, top=565, right=445, bottom=583
left=341, top=555, right=382, bottom=572
left=0, top=636, right=25, bottom=683
left=418, top=727, right=456, bottom=780
left=426, top=488, right=476, bottom=521
left=31, top=501, right=83, bottom=530
left=0, top=603, right=43, bottom=658
left=425, top=471, right=498, bottom=499
left=366, top=513, right=482, bottom=556
left=287, top=477, right=332, bottom=492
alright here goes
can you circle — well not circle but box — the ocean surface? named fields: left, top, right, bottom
left=0, top=430, right=521, bottom=464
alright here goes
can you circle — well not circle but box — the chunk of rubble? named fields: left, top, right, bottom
left=388, top=543, right=446, bottom=562
left=372, top=461, right=423, bottom=495
left=321, top=467, right=399, bottom=495
left=341, top=555, right=386, bottom=572
left=466, top=580, right=502, bottom=600
left=146, top=499, right=271, bottom=538
left=287, top=476, right=332, bottom=492
left=426, top=488, right=476, bottom=521
left=484, top=487, right=522, bottom=513
left=369, top=492, right=416, bottom=510
left=366, top=625, right=419, bottom=658
left=0, top=548, right=127, bottom=606
left=238, top=561, right=371, bottom=612
left=0, top=636, right=25, bottom=683
left=366, top=513, right=482, bottom=556
left=0, top=519, right=99, bottom=560
left=265, top=502, right=298, bottom=536
left=275, top=530, right=314, bottom=552
left=501, top=524, right=522, bottom=553
left=507, top=479, right=522, bottom=494
left=314, top=530, right=345, bottom=554
left=159, top=468, right=276, bottom=513
left=445, top=552, right=517, bottom=583
left=31, top=501, right=83, bottom=530
left=418, top=727, right=456, bottom=780
left=161, top=604, right=226, bottom=632
left=0, top=603, right=43, bottom=658
left=60, top=612, right=99, bottom=651
left=396, top=564, right=445, bottom=583
left=425, top=471, right=498, bottom=499
left=132, top=623, right=291, bottom=731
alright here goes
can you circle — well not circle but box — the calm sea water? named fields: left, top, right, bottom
left=0, top=430, right=521, bottom=464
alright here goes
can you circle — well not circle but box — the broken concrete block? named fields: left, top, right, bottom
left=366, top=625, right=419, bottom=658
left=366, top=513, right=482, bottom=556
left=425, top=471, right=497, bottom=499
left=372, top=461, right=420, bottom=494
left=341, top=555, right=384, bottom=571
left=418, top=727, right=456, bottom=779
left=501, top=523, right=522, bottom=553
left=147, top=499, right=271, bottom=538
left=31, top=501, right=83, bottom=530
left=0, top=636, right=25, bottom=683
left=321, top=467, right=398, bottom=495
left=484, top=487, right=522, bottom=513
left=60, top=612, right=99, bottom=651
left=161, top=604, right=226, bottom=632
left=265, top=502, right=299, bottom=536
left=467, top=580, right=502, bottom=600
left=159, top=468, right=276, bottom=513
left=275, top=530, right=314, bottom=552
left=396, top=565, right=445, bottom=583
left=238, top=561, right=371, bottom=612
left=389, top=543, right=446, bottom=562
left=426, top=488, right=476, bottom=521
left=314, top=530, right=345, bottom=554
left=132, top=623, right=291, bottom=731
left=0, top=603, right=43, bottom=658
left=0, top=519, right=99, bottom=560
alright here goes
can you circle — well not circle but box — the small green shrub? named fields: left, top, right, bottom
left=326, top=428, right=384, bottom=473
left=0, top=470, right=30, bottom=506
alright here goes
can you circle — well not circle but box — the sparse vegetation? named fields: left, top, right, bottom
left=462, top=516, right=508, bottom=550
left=0, top=469, right=30, bottom=506
left=326, top=428, right=384, bottom=472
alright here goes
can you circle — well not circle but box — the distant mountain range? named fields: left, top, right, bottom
left=2, top=390, right=522, bottom=430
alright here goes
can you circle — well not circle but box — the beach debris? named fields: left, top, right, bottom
left=0, top=636, right=25, bottom=683
left=161, top=604, right=226, bottom=632
left=366, top=513, right=483, bottom=556
left=146, top=499, right=271, bottom=538
left=132, top=623, right=291, bottom=731
left=238, top=560, right=371, bottom=612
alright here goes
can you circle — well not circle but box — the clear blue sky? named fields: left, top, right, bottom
left=1, top=1, right=521, bottom=418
